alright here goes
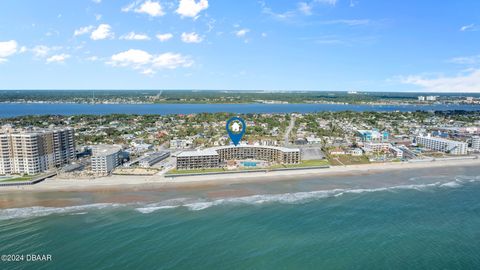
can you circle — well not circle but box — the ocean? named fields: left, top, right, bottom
left=2, top=103, right=480, bottom=117
left=1, top=165, right=480, bottom=269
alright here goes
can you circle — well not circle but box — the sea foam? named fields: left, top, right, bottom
left=140, top=181, right=467, bottom=213
left=440, top=181, right=462, bottom=188
left=1, top=176, right=477, bottom=220
left=0, top=203, right=124, bottom=221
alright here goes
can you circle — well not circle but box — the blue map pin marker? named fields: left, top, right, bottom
left=226, top=117, right=246, bottom=146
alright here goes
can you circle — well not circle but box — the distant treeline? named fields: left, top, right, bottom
left=0, top=90, right=478, bottom=104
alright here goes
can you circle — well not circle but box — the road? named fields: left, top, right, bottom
left=284, top=115, right=296, bottom=146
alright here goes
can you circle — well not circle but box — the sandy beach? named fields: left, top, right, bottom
left=1, top=158, right=480, bottom=193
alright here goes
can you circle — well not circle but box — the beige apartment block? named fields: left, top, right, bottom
left=0, top=127, right=76, bottom=175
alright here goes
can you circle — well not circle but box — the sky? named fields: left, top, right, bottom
left=0, top=0, right=479, bottom=92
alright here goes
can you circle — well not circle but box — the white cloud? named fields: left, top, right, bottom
left=181, top=32, right=203, bottom=43
left=320, top=19, right=370, bottom=26
left=90, top=24, right=114, bottom=40
left=206, top=18, right=216, bottom=33
left=95, top=14, right=102, bottom=21
left=152, top=52, right=193, bottom=69
left=259, top=1, right=295, bottom=21
left=315, top=0, right=337, bottom=5
left=264, top=0, right=336, bottom=19
left=32, top=45, right=50, bottom=57
left=86, top=56, right=99, bottom=61
left=460, top=24, right=478, bottom=32
left=123, top=0, right=165, bottom=17
left=74, top=25, right=94, bottom=36
left=30, top=45, right=71, bottom=64
left=0, top=40, right=18, bottom=62
left=298, top=2, right=312, bottom=15
left=108, top=49, right=193, bottom=74
left=92, top=0, right=102, bottom=3
left=235, top=28, right=250, bottom=37
left=31, top=45, right=61, bottom=58
left=142, top=68, right=155, bottom=75
left=449, top=55, right=480, bottom=65
left=400, top=69, right=480, bottom=92
left=176, top=0, right=208, bottom=18
left=156, top=33, right=173, bottom=42
left=46, top=53, right=70, bottom=63
left=110, top=49, right=152, bottom=66
left=261, top=32, right=267, bottom=37
left=120, top=32, right=151, bottom=40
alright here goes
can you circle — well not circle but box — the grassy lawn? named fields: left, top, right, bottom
left=283, top=159, right=330, bottom=168
left=167, top=160, right=331, bottom=174
left=0, top=175, right=36, bottom=182
left=267, top=164, right=287, bottom=169
left=425, top=152, right=447, bottom=158
left=167, top=168, right=227, bottom=174
left=329, top=155, right=370, bottom=166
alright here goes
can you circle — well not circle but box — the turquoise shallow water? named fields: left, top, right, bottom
left=1, top=166, right=480, bottom=269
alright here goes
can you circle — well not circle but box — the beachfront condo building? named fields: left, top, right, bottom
left=176, top=145, right=300, bottom=170
left=472, top=136, right=480, bottom=152
left=0, top=126, right=76, bottom=175
left=138, top=151, right=170, bottom=168
left=416, top=135, right=468, bottom=155
left=362, top=142, right=404, bottom=158
left=176, top=149, right=220, bottom=170
left=357, top=129, right=389, bottom=142
left=91, top=145, right=122, bottom=175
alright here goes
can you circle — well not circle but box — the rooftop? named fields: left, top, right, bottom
left=417, top=135, right=467, bottom=144
left=177, top=149, right=219, bottom=157
left=0, top=126, right=74, bottom=136
left=177, top=145, right=301, bottom=157
left=213, top=145, right=300, bottom=152
left=139, top=151, right=170, bottom=162
left=92, top=144, right=122, bottom=156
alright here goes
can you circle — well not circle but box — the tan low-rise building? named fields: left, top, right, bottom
left=176, top=145, right=300, bottom=170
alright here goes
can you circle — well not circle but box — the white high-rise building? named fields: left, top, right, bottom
left=416, top=135, right=467, bottom=155
left=0, top=127, right=76, bottom=175
left=91, top=145, right=122, bottom=175
left=472, top=136, right=480, bottom=152
left=0, top=132, right=13, bottom=175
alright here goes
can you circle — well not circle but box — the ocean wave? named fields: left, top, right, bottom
left=440, top=181, right=462, bottom=188
left=0, top=203, right=124, bottom=221
left=134, top=198, right=190, bottom=213
left=455, top=175, right=480, bottom=183
left=1, top=176, right=477, bottom=220
left=136, top=205, right=179, bottom=214
left=68, top=212, right=88, bottom=216
left=142, top=181, right=469, bottom=213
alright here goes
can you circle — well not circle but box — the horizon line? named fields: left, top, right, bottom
left=0, top=89, right=476, bottom=94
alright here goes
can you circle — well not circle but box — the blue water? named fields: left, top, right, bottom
left=1, top=166, right=480, bottom=269
left=241, top=161, right=258, bottom=167
left=2, top=103, right=480, bottom=117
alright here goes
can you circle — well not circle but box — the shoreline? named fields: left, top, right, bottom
left=1, top=101, right=478, bottom=107
left=1, top=158, right=480, bottom=194
left=0, top=101, right=442, bottom=105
